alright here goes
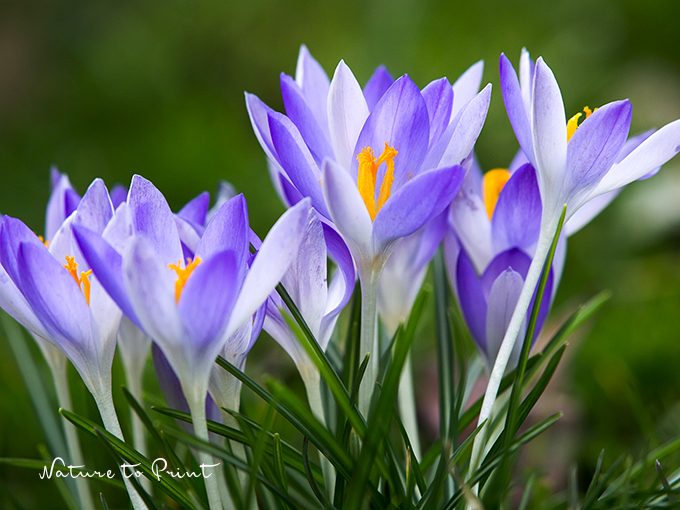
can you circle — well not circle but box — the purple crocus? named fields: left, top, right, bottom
left=246, top=46, right=490, bottom=412
left=74, top=175, right=309, bottom=510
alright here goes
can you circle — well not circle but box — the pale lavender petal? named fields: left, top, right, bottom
left=591, top=119, right=680, bottom=197
left=485, top=267, right=524, bottom=365
left=321, top=222, right=355, bottom=321
left=363, top=65, right=394, bottom=111
left=177, top=191, right=210, bottom=228
left=206, top=180, right=238, bottom=223
left=451, top=60, right=484, bottom=118
left=102, top=202, right=132, bottom=253
left=50, top=166, right=61, bottom=190
left=245, top=92, right=280, bottom=164
left=322, top=159, right=373, bottom=264
left=448, top=184, right=492, bottom=273
left=412, top=209, right=448, bottom=271
left=508, top=149, right=530, bottom=174
left=196, top=194, right=249, bottom=270
left=532, top=58, right=568, bottom=208
left=481, top=248, right=531, bottom=297
left=456, top=249, right=486, bottom=349
left=500, top=53, right=535, bottom=167
left=175, top=217, right=201, bottom=256
left=373, top=165, right=465, bottom=253
left=46, top=172, right=80, bottom=241
left=491, top=163, right=542, bottom=254
left=110, top=184, right=128, bottom=209
left=226, top=199, right=310, bottom=338
left=295, top=45, right=331, bottom=140
left=73, top=224, right=142, bottom=329
left=352, top=75, right=430, bottom=190
left=178, top=250, right=241, bottom=351
left=1, top=216, right=47, bottom=287
left=268, top=111, right=330, bottom=218
left=281, top=73, right=335, bottom=165
left=566, top=100, right=631, bottom=199
left=71, top=178, right=114, bottom=235
left=327, top=60, right=370, bottom=171
left=519, top=48, right=534, bottom=114
left=17, top=242, right=92, bottom=352
left=443, top=229, right=461, bottom=299
left=127, top=175, right=184, bottom=267
left=0, top=261, right=51, bottom=339
left=424, top=84, right=491, bottom=172
left=422, top=77, right=453, bottom=148
left=123, top=236, right=184, bottom=349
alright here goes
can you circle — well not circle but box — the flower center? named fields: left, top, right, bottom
left=482, top=168, right=511, bottom=219
left=63, top=255, right=92, bottom=306
left=567, top=106, right=596, bottom=142
left=356, top=142, right=398, bottom=221
left=169, top=257, right=201, bottom=303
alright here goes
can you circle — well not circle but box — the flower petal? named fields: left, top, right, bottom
left=500, top=53, right=535, bottom=166
left=448, top=180, right=492, bottom=273
left=321, top=222, right=355, bottom=329
left=421, top=77, right=453, bottom=148
left=0, top=260, right=51, bottom=339
left=196, top=194, right=249, bottom=270
left=485, top=267, right=525, bottom=367
left=451, top=60, right=484, bottom=118
left=110, top=184, right=128, bottom=209
left=481, top=248, right=531, bottom=297
left=1, top=216, right=49, bottom=288
left=281, top=73, right=335, bottom=165
left=46, top=173, right=80, bottom=241
left=295, top=45, right=331, bottom=140
left=456, top=249, right=487, bottom=349
left=373, top=165, right=465, bottom=253
left=363, top=65, right=395, bottom=111
left=226, top=199, right=310, bottom=338
left=352, top=75, right=430, bottom=190
left=177, top=191, right=210, bottom=228
left=327, top=60, right=370, bottom=172
left=245, top=92, right=280, bottom=163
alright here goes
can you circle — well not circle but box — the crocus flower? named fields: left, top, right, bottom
left=469, top=49, right=680, bottom=479
left=246, top=46, right=490, bottom=413
left=74, top=175, right=310, bottom=510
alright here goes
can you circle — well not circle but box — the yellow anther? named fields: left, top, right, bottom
left=38, top=236, right=50, bottom=248
left=483, top=168, right=511, bottom=220
left=63, top=255, right=93, bottom=306
left=567, top=106, right=598, bottom=142
left=356, top=142, right=398, bottom=221
left=169, top=257, right=201, bottom=303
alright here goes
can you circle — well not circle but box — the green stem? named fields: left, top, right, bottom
left=397, top=351, right=421, bottom=461
left=52, top=360, right=96, bottom=510
left=124, top=365, right=152, bottom=493
left=187, top=396, right=222, bottom=510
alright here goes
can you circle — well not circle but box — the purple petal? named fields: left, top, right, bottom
left=481, top=248, right=531, bottom=297
left=485, top=267, right=524, bottom=365
left=177, top=191, right=210, bottom=228
left=71, top=178, right=114, bottom=235
left=73, top=224, right=142, bottom=329
left=491, top=163, right=542, bottom=254
left=508, top=149, right=530, bottom=174
left=294, top=45, right=331, bottom=140
left=281, top=73, right=334, bottom=165
left=566, top=100, right=631, bottom=197
left=363, top=65, right=395, bottom=111
left=17, top=242, right=92, bottom=352
left=196, top=194, right=249, bottom=270
left=593, top=118, right=680, bottom=196
left=423, top=84, right=491, bottom=172
left=1, top=216, right=47, bottom=287
left=532, top=58, right=568, bottom=206
left=321, top=159, right=373, bottom=262
left=451, top=60, right=484, bottom=118
left=328, top=60, right=370, bottom=172
left=110, top=184, right=128, bottom=209
left=500, top=53, right=535, bottom=166
left=0, top=259, right=51, bottom=339
left=373, top=165, right=465, bottom=252
left=178, top=250, right=241, bottom=351
left=352, top=75, right=430, bottom=190
left=412, top=209, right=448, bottom=271
left=268, top=111, right=330, bottom=218
left=227, top=199, right=310, bottom=338
left=321, top=222, right=356, bottom=322
left=245, top=93, right=280, bottom=163
left=46, top=173, right=80, bottom=241
left=127, top=175, right=184, bottom=267
left=421, top=77, right=453, bottom=148
left=456, top=249, right=486, bottom=349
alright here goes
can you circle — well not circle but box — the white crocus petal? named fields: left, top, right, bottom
left=226, top=199, right=310, bottom=339
left=117, top=316, right=151, bottom=390
left=589, top=119, right=680, bottom=198
left=451, top=60, right=484, bottom=119
left=531, top=57, right=568, bottom=215
left=519, top=48, right=533, bottom=113
left=321, top=159, right=374, bottom=269
left=327, top=60, right=370, bottom=171
left=449, top=191, right=493, bottom=274
left=484, top=268, right=525, bottom=371
left=102, top=202, right=132, bottom=253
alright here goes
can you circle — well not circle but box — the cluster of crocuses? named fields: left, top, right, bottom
left=1, top=45, right=680, bottom=509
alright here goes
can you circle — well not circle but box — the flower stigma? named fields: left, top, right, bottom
left=169, top=257, right=201, bottom=303
left=356, top=142, right=398, bottom=221
left=482, top=168, right=511, bottom=219
left=567, top=106, right=597, bottom=142
left=63, top=255, right=92, bottom=305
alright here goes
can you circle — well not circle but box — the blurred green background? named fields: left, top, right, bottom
left=1, top=0, right=680, bottom=506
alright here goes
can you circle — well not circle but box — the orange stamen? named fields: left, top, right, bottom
left=482, top=168, right=511, bottom=219
left=567, top=106, right=598, bottom=142
left=356, top=142, right=398, bottom=221
left=169, top=257, right=201, bottom=303
left=62, top=255, right=93, bottom=305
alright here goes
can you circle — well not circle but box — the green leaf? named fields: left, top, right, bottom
left=99, top=493, right=109, bottom=510
left=37, top=443, right=79, bottom=510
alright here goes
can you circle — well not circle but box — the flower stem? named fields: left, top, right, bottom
left=468, top=211, right=562, bottom=491
left=125, top=365, right=152, bottom=492
left=303, top=368, right=336, bottom=499
left=358, top=270, right=380, bottom=417
left=187, top=396, right=222, bottom=510
left=397, top=351, right=421, bottom=461
left=94, top=389, right=149, bottom=510
left=52, top=360, right=95, bottom=510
